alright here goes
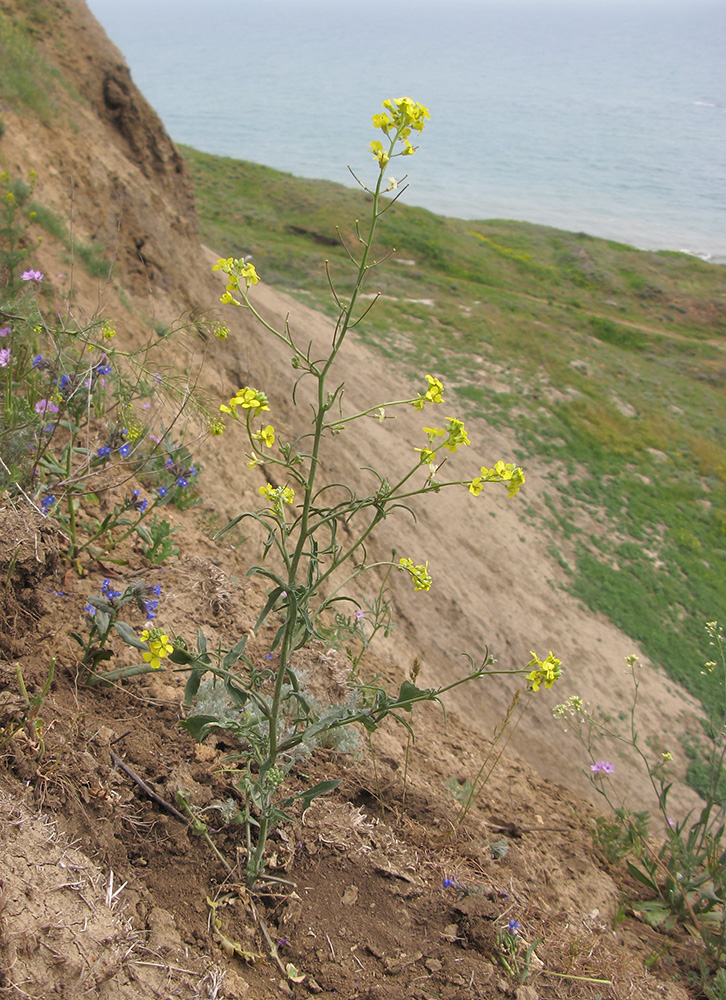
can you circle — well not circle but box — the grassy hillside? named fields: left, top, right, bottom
left=183, top=146, right=726, bottom=741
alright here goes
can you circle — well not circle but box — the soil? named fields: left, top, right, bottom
left=0, top=1, right=717, bottom=997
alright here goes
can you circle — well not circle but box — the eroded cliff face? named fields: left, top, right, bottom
left=0, top=0, right=206, bottom=308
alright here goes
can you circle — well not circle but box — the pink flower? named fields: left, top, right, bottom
left=0, top=348, right=10, bottom=367
left=590, top=760, right=614, bottom=776
left=35, top=399, right=59, bottom=414
left=0, top=326, right=10, bottom=337
left=21, top=269, right=44, bottom=282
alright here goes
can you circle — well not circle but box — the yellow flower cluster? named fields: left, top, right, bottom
left=259, top=483, right=295, bottom=514
left=140, top=628, right=174, bottom=670
left=220, top=385, right=270, bottom=417
left=469, top=461, right=525, bottom=498
left=443, top=417, right=470, bottom=452
left=412, top=374, right=444, bottom=410
left=213, top=257, right=260, bottom=306
left=526, top=650, right=562, bottom=692
left=399, top=556, right=432, bottom=592
left=370, top=97, right=430, bottom=166
left=101, top=320, right=116, bottom=340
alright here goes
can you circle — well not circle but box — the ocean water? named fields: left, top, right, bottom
left=86, top=0, right=726, bottom=261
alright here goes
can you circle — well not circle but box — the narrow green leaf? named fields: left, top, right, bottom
left=626, top=860, right=658, bottom=892
left=113, top=620, right=148, bottom=650
left=222, top=635, right=249, bottom=670
left=297, top=780, right=341, bottom=813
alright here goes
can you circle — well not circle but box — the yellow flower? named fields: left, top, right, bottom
left=208, top=419, right=225, bottom=436
left=526, top=651, right=562, bottom=692
left=254, top=424, right=275, bottom=448
left=213, top=322, right=229, bottom=339
left=220, top=290, right=241, bottom=307
left=140, top=628, right=174, bottom=670
left=101, top=320, right=116, bottom=340
left=399, top=556, right=432, bottom=592
left=369, top=140, right=390, bottom=168
left=415, top=447, right=436, bottom=465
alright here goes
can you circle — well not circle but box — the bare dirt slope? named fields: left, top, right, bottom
left=0, top=1, right=711, bottom=997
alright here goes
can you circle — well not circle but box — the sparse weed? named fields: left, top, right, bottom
left=555, top=623, right=726, bottom=977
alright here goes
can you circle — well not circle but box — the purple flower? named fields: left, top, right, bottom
left=354, top=609, right=365, bottom=621
left=176, top=476, right=189, bottom=488
left=97, top=445, right=111, bottom=458
left=21, top=269, right=43, bottom=282
left=0, top=347, right=10, bottom=367
left=508, top=920, right=520, bottom=935
left=119, top=443, right=131, bottom=458
left=590, top=760, right=614, bottom=776
left=165, top=458, right=174, bottom=469
left=0, top=326, right=10, bottom=337
left=35, top=399, right=59, bottom=415
left=97, top=363, right=112, bottom=375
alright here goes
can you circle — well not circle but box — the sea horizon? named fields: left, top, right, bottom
left=86, top=0, right=726, bottom=263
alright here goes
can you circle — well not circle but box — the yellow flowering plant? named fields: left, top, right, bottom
left=144, top=99, right=563, bottom=891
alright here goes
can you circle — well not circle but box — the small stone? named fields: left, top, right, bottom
left=425, top=958, right=442, bottom=973
left=341, top=884, right=358, bottom=906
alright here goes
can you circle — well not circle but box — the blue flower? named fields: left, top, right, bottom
left=508, top=920, right=520, bottom=935
left=100, top=578, right=122, bottom=601
left=176, top=476, right=189, bottom=488
left=83, top=603, right=97, bottom=616
left=119, top=443, right=131, bottom=457
left=40, top=495, right=55, bottom=513
left=144, top=599, right=158, bottom=618
left=97, top=363, right=112, bottom=375
left=32, top=354, right=44, bottom=368
left=158, top=486, right=168, bottom=497
left=443, top=878, right=457, bottom=889
left=97, top=445, right=111, bottom=458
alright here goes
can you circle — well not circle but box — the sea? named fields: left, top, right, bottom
left=85, top=0, right=726, bottom=262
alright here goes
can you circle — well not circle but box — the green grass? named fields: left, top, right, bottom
left=0, top=11, right=63, bottom=124
left=183, top=146, right=726, bottom=725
